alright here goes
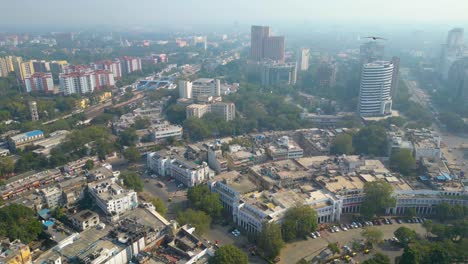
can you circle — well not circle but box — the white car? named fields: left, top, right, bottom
left=314, top=231, right=321, bottom=237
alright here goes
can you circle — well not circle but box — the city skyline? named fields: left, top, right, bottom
left=1, top=0, right=468, bottom=30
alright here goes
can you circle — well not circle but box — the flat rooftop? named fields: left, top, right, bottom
left=214, top=171, right=258, bottom=194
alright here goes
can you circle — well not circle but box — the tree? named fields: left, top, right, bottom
left=83, top=159, right=94, bottom=171
left=353, top=125, right=388, bottom=156
left=150, top=197, right=167, bottom=216
left=330, top=134, right=354, bottom=155
left=132, top=117, right=150, bottom=130
left=166, top=104, right=186, bottom=124
left=281, top=205, right=318, bottom=241
left=209, top=245, right=248, bottom=264
left=0, top=157, right=15, bottom=177
left=390, top=149, right=416, bottom=175
left=120, top=171, right=144, bottom=192
left=399, top=246, right=421, bottom=264
left=52, top=206, right=66, bottom=220
left=187, top=184, right=223, bottom=218
left=361, top=227, right=384, bottom=245
left=328, top=242, right=340, bottom=254
left=123, top=147, right=141, bottom=163
left=0, top=204, right=43, bottom=243
left=404, top=208, right=417, bottom=218
left=425, top=245, right=450, bottom=264
left=362, top=252, right=390, bottom=264
left=394, top=227, right=417, bottom=246
left=183, top=117, right=211, bottom=141
left=360, top=180, right=396, bottom=219
left=176, top=209, right=211, bottom=235
left=435, top=202, right=451, bottom=222
left=118, top=129, right=138, bottom=147
left=257, top=222, right=284, bottom=260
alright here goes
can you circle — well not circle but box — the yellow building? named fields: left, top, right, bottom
left=98, top=91, right=112, bottom=102
left=6, top=56, right=20, bottom=72
left=18, top=61, right=35, bottom=80
left=0, top=240, right=32, bottom=264
left=76, top=98, right=90, bottom=109
left=0, top=57, right=8, bottom=77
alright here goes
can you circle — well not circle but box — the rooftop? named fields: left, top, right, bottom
left=214, top=171, right=258, bottom=194
left=9, top=130, right=44, bottom=141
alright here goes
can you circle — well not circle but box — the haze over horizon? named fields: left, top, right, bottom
left=2, top=0, right=468, bottom=31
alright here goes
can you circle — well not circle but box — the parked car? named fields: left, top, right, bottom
left=396, top=218, right=402, bottom=224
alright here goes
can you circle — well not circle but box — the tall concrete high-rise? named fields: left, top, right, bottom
left=250, top=25, right=285, bottom=62
left=29, top=101, right=39, bottom=121
left=263, top=36, right=285, bottom=62
left=179, top=80, right=192, bottom=99
left=439, top=28, right=466, bottom=79
left=317, top=60, right=337, bottom=87
left=358, top=61, right=394, bottom=117
left=390, top=56, right=400, bottom=97
left=250, top=25, right=270, bottom=61
left=298, top=48, right=310, bottom=71
left=360, top=41, right=385, bottom=63
left=448, top=57, right=468, bottom=99
left=447, top=28, right=464, bottom=49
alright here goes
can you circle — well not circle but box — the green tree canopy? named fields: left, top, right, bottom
left=361, top=180, right=396, bottom=219
left=330, top=134, right=354, bottom=155
left=394, top=227, right=417, bottom=246
left=118, top=128, right=138, bottom=147
left=257, top=222, right=284, bottom=260
left=166, top=104, right=186, bottom=124
left=352, top=125, right=388, bottom=156
left=83, top=159, right=94, bottom=171
left=362, top=252, right=390, bottom=264
left=150, top=197, right=167, bottom=216
left=120, top=171, right=144, bottom=192
left=390, top=149, right=416, bottom=175
left=0, top=157, right=15, bottom=177
left=123, top=147, right=141, bottom=163
left=281, top=205, right=318, bottom=241
left=187, top=184, right=223, bottom=218
left=176, top=209, right=211, bottom=235
left=208, top=245, right=248, bottom=264
left=0, top=204, right=43, bottom=243
left=361, top=227, right=384, bottom=245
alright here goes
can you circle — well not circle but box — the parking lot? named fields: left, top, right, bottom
left=142, top=177, right=188, bottom=219
left=279, top=221, right=427, bottom=264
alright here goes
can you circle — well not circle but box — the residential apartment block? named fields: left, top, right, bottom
left=147, top=151, right=214, bottom=187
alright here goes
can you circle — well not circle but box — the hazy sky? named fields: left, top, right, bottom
left=2, top=0, right=468, bottom=29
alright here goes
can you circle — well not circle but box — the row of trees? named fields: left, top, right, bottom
left=330, top=125, right=417, bottom=176
left=257, top=206, right=318, bottom=260
left=330, top=125, right=389, bottom=157
left=397, top=220, right=468, bottom=263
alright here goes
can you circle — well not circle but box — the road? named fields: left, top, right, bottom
left=279, top=223, right=426, bottom=264
left=401, top=68, right=468, bottom=175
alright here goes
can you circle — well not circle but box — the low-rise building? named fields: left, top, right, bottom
left=186, top=104, right=209, bottom=119
left=147, top=151, right=214, bottom=187
left=88, top=177, right=139, bottom=218
left=8, top=130, right=44, bottom=151
left=149, top=122, right=183, bottom=141
left=267, top=136, right=303, bottom=160
left=40, top=186, right=63, bottom=209
left=70, top=210, right=100, bottom=231
left=0, top=239, right=32, bottom=264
